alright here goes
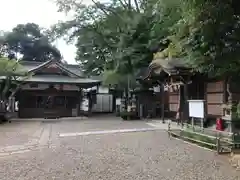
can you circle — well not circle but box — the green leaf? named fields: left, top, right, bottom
left=52, top=0, right=182, bottom=85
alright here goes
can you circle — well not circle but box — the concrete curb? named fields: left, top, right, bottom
left=0, top=125, right=46, bottom=157
left=10, top=116, right=88, bottom=122
left=0, top=143, right=39, bottom=157
left=59, top=127, right=162, bottom=137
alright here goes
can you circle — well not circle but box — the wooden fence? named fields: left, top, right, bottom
left=167, top=122, right=240, bottom=154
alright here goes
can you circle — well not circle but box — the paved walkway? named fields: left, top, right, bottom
left=0, top=121, right=42, bottom=146
left=0, top=119, right=62, bottom=156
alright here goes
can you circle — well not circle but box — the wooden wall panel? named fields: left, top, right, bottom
left=205, top=80, right=225, bottom=117
left=207, top=104, right=222, bottom=116
left=207, top=93, right=224, bottom=104
left=169, top=104, right=178, bottom=112
left=168, top=91, right=179, bottom=113
left=164, top=92, right=169, bottom=105
left=169, top=94, right=179, bottom=104
left=207, top=81, right=224, bottom=93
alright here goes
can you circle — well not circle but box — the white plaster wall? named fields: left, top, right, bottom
left=98, top=86, right=109, bottom=94
left=83, top=86, right=109, bottom=94
left=153, top=86, right=160, bottom=92
left=80, top=98, right=89, bottom=111
left=92, top=94, right=113, bottom=112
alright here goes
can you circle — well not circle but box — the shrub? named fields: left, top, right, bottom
left=120, top=111, right=139, bottom=120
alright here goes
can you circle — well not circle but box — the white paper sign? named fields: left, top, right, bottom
left=188, top=100, right=205, bottom=118
left=116, top=98, right=121, bottom=105
left=81, top=98, right=89, bottom=111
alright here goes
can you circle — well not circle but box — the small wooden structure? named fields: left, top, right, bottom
left=136, top=67, right=169, bottom=119
left=143, top=57, right=240, bottom=128
left=13, top=60, right=101, bottom=118
left=130, top=88, right=156, bottom=118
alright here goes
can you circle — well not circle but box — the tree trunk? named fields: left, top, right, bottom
left=226, top=76, right=232, bottom=103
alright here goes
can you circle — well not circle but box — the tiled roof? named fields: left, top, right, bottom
left=15, top=60, right=101, bottom=85
left=64, top=64, right=83, bottom=77
left=18, top=61, right=83, bottom=77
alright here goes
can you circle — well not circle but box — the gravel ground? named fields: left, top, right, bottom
left=0, top=130, right=240, bottom=180
left=53, top=118, right=152, bottom=133
left=0, top=121, right=41, bottom=147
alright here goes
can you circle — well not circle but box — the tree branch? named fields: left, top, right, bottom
left=118, top=0, right=128, bottom=8
left=91, top=0, right=125, bottom=21
left=91, top=0, right=110, bottom=16
left=133, top=0, right=140, bottom=12
left=122, top=0, right=128, bottom=7
left=128, top=0, right=131, bottom=10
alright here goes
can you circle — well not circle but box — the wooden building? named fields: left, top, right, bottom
left=14, top=60, right=101, bottom=118
left=135, top=67, right=169, bottom=119
left=144, top=57, right=240, bottom=124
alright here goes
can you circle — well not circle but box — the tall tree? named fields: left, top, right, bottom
left=0, top=23, right=62, bottom=62
left=171, top=0, right=240, bottom=77
left=0, top=57, right=28, bottom=120
left=0, top=57, right=27, bottom=100
left=51, top=0, right=182, bottom=88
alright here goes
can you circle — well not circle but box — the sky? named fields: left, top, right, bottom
left=0, top=0, right=89, bottom=64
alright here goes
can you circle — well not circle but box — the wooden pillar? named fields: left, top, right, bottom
left=80, top=89, right=83, bottom=116
left=77, top=87, right=82, bottom=116
left=64, top=96, right=67, bottom=108
left=161, top=83, right=165, bottom=123
left=183, top=83, right=189, bottom=122
left=110, top=89, right=116, bottom=113
left=203, top=82, right=207, bottom=126
left=178, top=85, right=184, bottom=124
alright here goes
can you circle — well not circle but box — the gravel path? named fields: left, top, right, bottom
left=0, top=130, right=239, bottom=180
left=53, top=118, right=152, bottom=133
left=0, top=122, right=41, bottom=147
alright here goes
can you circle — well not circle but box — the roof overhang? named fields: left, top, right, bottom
left=0, top=75, right=101, bottom=89
left=27, top=60, right=82, bottom=78
left=142, top=57, right=191, bottom=81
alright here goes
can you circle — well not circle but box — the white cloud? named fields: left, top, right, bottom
left=0, top=0, right=91, bottom=64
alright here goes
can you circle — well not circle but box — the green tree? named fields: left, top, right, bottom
left=51, top=0, right=182, bottom=88
left=0, top=57, right=27, bottom=101
left=171, top=0, right=240, bottom=77
left=0, top=23, right=62, bottom=62
left=0, top=57, right=28, bottom=121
